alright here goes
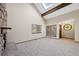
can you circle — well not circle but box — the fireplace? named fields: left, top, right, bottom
left=0, top=27, right=11, bottom=55
left=1, top=27, right=12, bottom=49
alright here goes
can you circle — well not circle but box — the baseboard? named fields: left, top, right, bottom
left=74, top=41, right=79, bottom=43
left=61, top=37, right=73, bottom=39
left=16, top=36, right=46, bottom=44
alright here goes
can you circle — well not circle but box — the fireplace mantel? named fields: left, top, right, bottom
left=0, top=27, right=12, bottom=34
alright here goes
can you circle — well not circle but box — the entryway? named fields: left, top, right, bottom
left=59, top=19, right=75, bottom=40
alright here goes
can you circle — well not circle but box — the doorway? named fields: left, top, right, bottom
left=59, top=20, right=75, bottom=40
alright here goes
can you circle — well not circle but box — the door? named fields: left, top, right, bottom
left=51, top=25, right=57, bottom=37
left=46, top=26, right=51, bottom=36
left=46, top=25, right=57, bottom=37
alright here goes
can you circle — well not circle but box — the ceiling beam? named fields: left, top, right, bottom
left=41, top=3, right=72, bottom=16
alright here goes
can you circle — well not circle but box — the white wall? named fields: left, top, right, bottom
left=46, top=9, right=79, bottom=25
left=6, top=3, right=46, bottom=43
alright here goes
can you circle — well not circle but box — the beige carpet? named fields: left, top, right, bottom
left=2, top=38, right=79, bottom=56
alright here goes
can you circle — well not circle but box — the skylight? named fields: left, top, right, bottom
left=42, top=3, right=53, bottom=9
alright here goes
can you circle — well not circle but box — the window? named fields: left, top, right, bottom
left=32, top=24, right=41, bottom=34
left=42, top=3, right=53, bottom=9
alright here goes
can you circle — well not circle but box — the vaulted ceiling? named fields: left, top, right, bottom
left=33, top=3, right=79, bottom=20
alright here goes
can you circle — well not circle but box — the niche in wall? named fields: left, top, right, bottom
left=32, top=24, right=41, bottom=34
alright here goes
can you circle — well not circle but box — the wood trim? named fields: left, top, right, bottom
left=0, top=27, right=12, bottom=34
left=41, top=3, right=72, bottom=16
left=0, top=27, right=12, bottom=29
left=59, top=24, right=62, bottom=38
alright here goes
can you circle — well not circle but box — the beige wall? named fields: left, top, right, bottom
left=46, top=9, right=79, bottom=41
left=6, top=4, right=46, bottom=43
